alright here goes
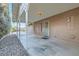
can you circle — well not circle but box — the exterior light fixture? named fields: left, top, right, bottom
left=66, top=16, right=71, bottom=23
left=37, top=11, right=43, bottom=16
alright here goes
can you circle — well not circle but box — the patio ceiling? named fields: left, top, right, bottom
left=28, top=3, right=79, bottom=23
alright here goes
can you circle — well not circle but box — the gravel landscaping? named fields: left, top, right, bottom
left=0, top=34, right=29, bottom=56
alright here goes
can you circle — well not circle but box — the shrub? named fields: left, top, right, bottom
left=0, top=6, right=11, bottom=39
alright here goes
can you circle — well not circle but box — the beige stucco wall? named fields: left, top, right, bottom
left=33, top=7, right=79, bottom=43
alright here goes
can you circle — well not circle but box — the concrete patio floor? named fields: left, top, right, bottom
left=1, top=32, right=79, bottom=56
left=19, top=32, right=79, bottom=56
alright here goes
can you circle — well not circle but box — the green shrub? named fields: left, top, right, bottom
left=0, top=6, right=11, bottom=39
left=11, top=27, right=17, bottom=32
left=0, top=17, right=11, bottom=38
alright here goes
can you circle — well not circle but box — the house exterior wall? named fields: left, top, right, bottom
left=33, top=7, right=79, bottom=43
left=33, top=21, right=43, bottom=36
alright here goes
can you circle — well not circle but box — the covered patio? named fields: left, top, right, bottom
left=1, top=3, right=79, bottom=56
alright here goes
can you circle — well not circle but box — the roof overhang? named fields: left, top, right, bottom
left=28, top=3, right=79, bottom=23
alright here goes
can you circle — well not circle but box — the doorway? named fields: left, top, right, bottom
left=42, top=21, right=49, bottom=38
